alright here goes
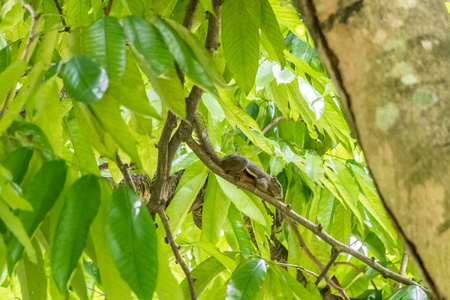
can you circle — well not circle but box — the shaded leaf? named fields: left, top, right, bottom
left=62, top=55, right=109, bottom=104
left=7, top=160, right=67, bottom=272
left=52, top=175, right=101, bottom=296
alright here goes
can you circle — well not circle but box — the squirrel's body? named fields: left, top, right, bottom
left=193, top=117, right=283, bottom=199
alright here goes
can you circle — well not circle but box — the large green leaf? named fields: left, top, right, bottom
left=216, top=177, right=266, bottom=226
left=154, top=17, right=217, bottom=96
left=0, top=199, right=35, bottom=264
left=85, top=17, right=126, bottom=79
left=0, top=60, right=27, bottom=107
left=180, top=256, right=226, bottom=299
left=226, top=259, right=267, bottom=300
left=62, top=55, right=109, bottom=104
left=7, top=160, right=67, bottom=272
left=2, top=147, right=33, bottom=184
left=52, top=175, right=101, bottom=296
left=16, top=240, right=47, bottom=300
left=0, top=62, right=45, bottom=137
left=90, top=181, right=133, bottom=300
left=65, top=0, right=93, bottom=28
left=228, top=203, right=255, bottom=258
left=90, top=94, right=141, bottom=167
left=64, top=116, right=100, bottom=176
left=167, top=160, right=209, bottom=234
left=107, top=186, right=158, bottom=300
left=222, top=0, right=260, bottom=94
left=123, top=16, right=175, bottom=77
left=389, top=286, right=428, bottom=300
left=201, top=174, right=231, bottom=244
left=107, top=50, right=159, bottom=118
left=260, top=0, right=285, bottom=66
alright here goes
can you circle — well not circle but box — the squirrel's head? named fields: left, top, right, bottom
left=269, top=176, right=283, bottom=199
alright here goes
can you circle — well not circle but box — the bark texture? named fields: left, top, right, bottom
left=297, top=0, right=449, bottom=297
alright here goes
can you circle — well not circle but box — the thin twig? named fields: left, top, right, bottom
left=262, top=116, right=285, bottom=134
left=52, top=0, right=69, bottom=32
left=182, top=134, right=421, bottom=288
left=286, top=219, right=348, bottom=299
left=20, top=0, right=40, bottom=61
left=157, top=206, right=197, bottom=300
left=103, top=0, right=113, bottom=16
left=276, top=262, right=319, bottom=277
left=395, top=249, right=409, bottom=289
left=316, top=248, right=340, bottom=285
left=116, top=153, right=136, bottom=191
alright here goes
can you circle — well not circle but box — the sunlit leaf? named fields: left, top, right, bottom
left=222, top=0, right=260, bottom=94
left=107, top=186, right=158, bottom=300
left=226, top=259, right=266, bottom=300
left=85, top=17, right=126, bottom=79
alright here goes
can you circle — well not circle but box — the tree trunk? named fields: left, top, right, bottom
left=295, top=0, right=450, bottom=298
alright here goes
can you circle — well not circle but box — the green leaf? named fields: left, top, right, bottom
left=196, top=241, right=237, bottom=271
left=0, top=60, right=27, bottom=107
left=62, top=55, right=109, bottom=104
left=107, top=186, right=158, bottom=300
left=260, top=0, right=285, bottom=66
left=331, top=204, right=352, bottom=245
left=16, top=239, right=47, bottom=300
left=226, top=259, right=267, bottom=300
left=228, top=203, right=255, bottom=258
left=90, top=181, right=133, bottom=300
left=65, top=0, right=93, bottom=28
left=123, top=16, right=175, bottom=77
left=305, top=151, right=324, bottom=182
left=389, top=286, right=428, bottom=300
left=181, top=256, right=226, bottom=299
left=222, top=0, right=260, bottom=94
left=7, top=121, right=54, bottom=160
left=107, top=50, right=159, bottom=119
left=85, top=17, right=126, bottom=79
left=52, top=175, right=101, bottom=297
left=164, top=19, right=227, bottom=91
left=90, top=94, right=141, bottom=167
left=0, top=199, right=35, bottom=264
left=64, top=116, right=100, bottom=176
left=7, top=160, right=67, bottom=272
left=167, top=161, right=209, bottom=234
left=2, top=147, right=33, bottom=184
left=268, top=0, right=307, bottom=41
left=0, top=45, right=11, bottom=73
left=216, top=177, right=266, bottom=226
left=201, top=174, right=231, bottom=244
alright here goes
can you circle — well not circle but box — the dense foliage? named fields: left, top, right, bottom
left=0, top=0, right=427, bottom=299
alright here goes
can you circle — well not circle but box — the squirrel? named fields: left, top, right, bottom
left=192, top=117, right=283, bottom=199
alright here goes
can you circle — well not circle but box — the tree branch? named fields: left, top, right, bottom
left=182, top=0, right=200, bottom=29
left=103, top=0, right=113, bottom=16
left=316, top=248, right=340, bottom=285
left=276, top=262, right=319, bottom=277
left=52, top=0, right=69, bottom=32
left=286, top=219, right=348, bottom=299
left=157, top=206, right=197, bottom=300
left=395, top=249, right=409, bottom=289
left=20, top=0, right=40, bottom=62
left=116, top=153, right=135, bottom=191
left=182, top=134, right=421, bottom=288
